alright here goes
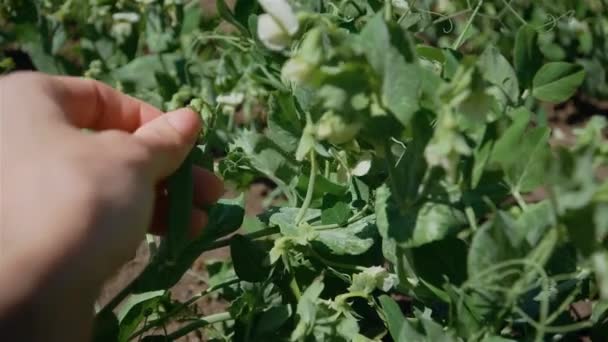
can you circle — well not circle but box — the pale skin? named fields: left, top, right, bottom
left=0, top=72, right=224, bottom=341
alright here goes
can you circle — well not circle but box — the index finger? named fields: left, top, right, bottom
left=53, top=75, right=163, bottom=132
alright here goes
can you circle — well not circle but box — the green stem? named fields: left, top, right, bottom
left=165, top=312, right=232, bottom=340
left=308, top=248, right=365, bottom=271
left=499, top=0, right=527, bottom=26
left=384, top=4, right=392, bottom=21
left=295, top=151, right=317, bottom=226
left=312, top=210, right=372, bottom=231
left=201, top=226, right=280, bottom=252
left=282, top=254, right=302, bottom=300
left=513, top=190, right=528, bottom=211
left=465, top=206, right=478, bottom=231
left=452, top=0, right=483, bottom=50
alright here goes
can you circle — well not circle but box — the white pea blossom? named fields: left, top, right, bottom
left=216, top=92, right=245, bottom=106
left=281, top=57, right=313, bottom=83
left=351, top=152, right=372, bottom=177
left=259, top=0, right=299, bottom=35
left=257, top=0, right=299, bottom=51
left=391, top=0, right=409, bottom=13
left=112, top=12, right=140, bottom=23
left=316, top=112, right=361, bottom=145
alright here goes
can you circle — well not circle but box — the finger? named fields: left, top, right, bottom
left=134, top=108, right=202, bottom=180
left=189, top=208, right=209, bottom=238
left=53, top=76, right=162, bottom=131
left=193, top=167, right=224, bottom=208
left=149, top=198, right=209, bottom=238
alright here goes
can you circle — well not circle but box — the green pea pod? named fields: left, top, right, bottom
left=166, top=150, right=194, bottom=260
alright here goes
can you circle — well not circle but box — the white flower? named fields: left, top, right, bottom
left=258, top=14, right=292, bottom=51
left=112, top=12, right=140, bottom=23
left=259, top=0, right=299, bottom=35
left=351, top=152, right=372, bottom=177
left=316, top=112, right=361, bottom=145
left=257, top=0, right=299, bottom=51
left=216, top=92, right=245, bottom=106
left=281, top=57, right=313, bottom=83
left=391, top=0, right=409, bottom=12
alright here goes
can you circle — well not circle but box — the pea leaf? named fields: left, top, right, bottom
left=532, top=62, right=586, bottom=102
left=489, top=108, right=550, bottom=193
left=379, top=295, right=424, bottom=340
left=478, top=45, right=520, bottom=103
left=291, top=280, right=324, bottom=341
left=230, top=234, right=270, bottom=282
left=117, top=292, right=165, bottom=342
left=314, top=216, right=376, bottom=255
left=320, top=201, right=351, bottom=225
left=360, top=14, right=421, bottom=126
left=267, top=93, right=304, bottom=154
left=514, top=25, right=543, bottom=90
left=376, top=185, right=467, bottom=248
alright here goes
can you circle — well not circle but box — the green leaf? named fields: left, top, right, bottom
left=291, top=280, right=324, bottom=341
left=376, top=185, right=466, bottom=248
left=230, top=234, right=270, bottom=282
left=315, top=216, right=376, bottom=255
left=532, top=62, right=586, bottom=102
left=412, top=237, right=468, bottom=287
left=478, top=45, right=520, bottom=103
left=117, top=291, right=165, bottom=322
left=321, top=201, right=351, bottom=225
left=234, top=0, right=257, bottom=30
left=360, top=14, right=421, bottom=126
left=113, top=54, right=180, bottom=90
left=379, top=295, right=424, bottom=340
left=254, top=305, right=292, bottom=336
left=267, top=93, right=303, bottom=154
left=514, top=25, right=543, bottom=90
left=468, top=212, right=526, bottom=278
left=489, top=108, right=550, bottom=193
left=117, top=292, right=165, bottom=342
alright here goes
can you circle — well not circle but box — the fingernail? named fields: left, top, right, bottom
left=166, top=108, right=201, bottom=138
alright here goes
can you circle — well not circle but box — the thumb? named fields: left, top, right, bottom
left=134, top=108, right=202, bottom=180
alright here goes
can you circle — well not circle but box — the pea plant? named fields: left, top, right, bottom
left=2, top=0, right=608, bottom=341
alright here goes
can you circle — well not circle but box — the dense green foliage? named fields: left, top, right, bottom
left=2, top=0, right=608, bottom=341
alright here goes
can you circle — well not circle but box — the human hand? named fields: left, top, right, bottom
left=0, top=72, right=223, bottom=340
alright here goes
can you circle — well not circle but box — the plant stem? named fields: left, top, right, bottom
left=465, top=206, right=478, bottom=231
left=295, top=151, right=317, bottom=226
left=308, top=248, right=365, bottom=271
left=499, top=0, right=527, bottom=26
left=452, top=0, right=483, bottom=50
left=283, top=254, right=302, bottom=300
left=384, top=0, right=393, bottom=21
left=513, top=190, right=528, bottom=210
left=201, top=226, right=280, bottom=252
left=165, top=312, right=232, bottom=340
